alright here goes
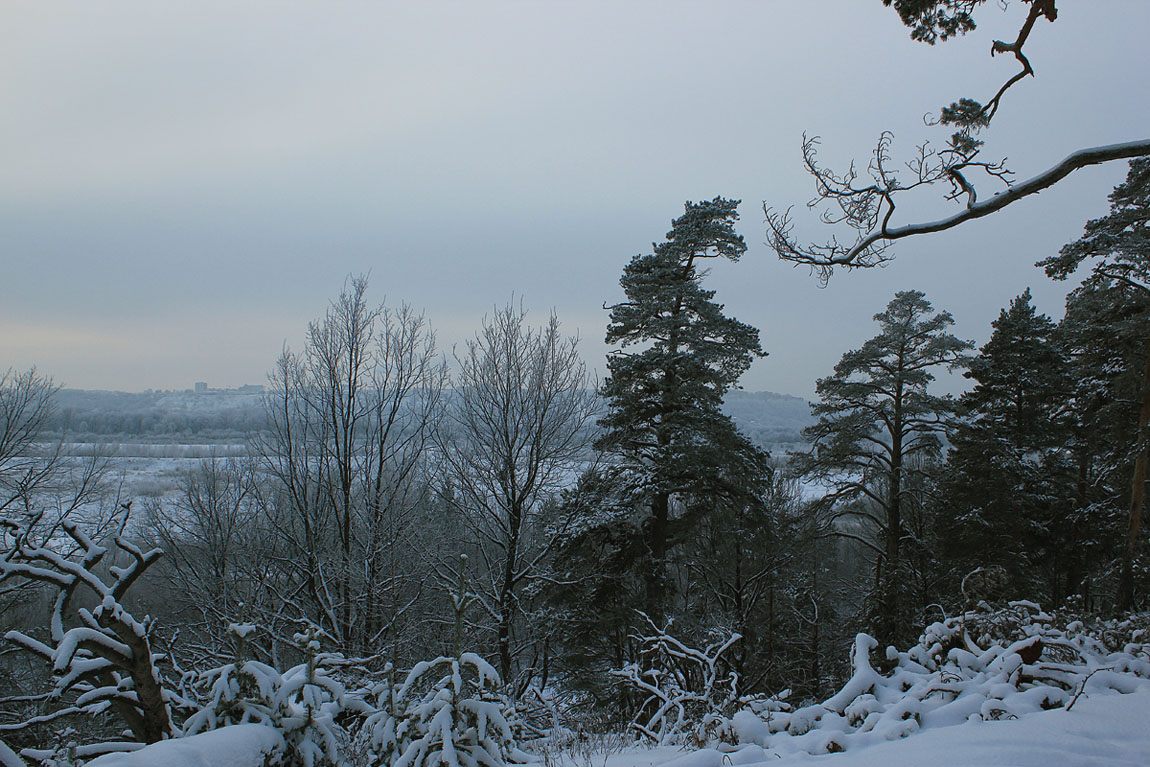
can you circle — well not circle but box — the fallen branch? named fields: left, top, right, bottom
left=1066, top=666, right=1113, bottom=712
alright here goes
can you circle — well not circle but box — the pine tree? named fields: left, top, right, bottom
left=1042, top=158, right=1150, bottom=610
left=795, top=290, right=971, bottom=644
left=936, top=290, right=1078, bottom=603
left=1057, top=280, right=1149, bottom=610
left=595, top=197, right=769, bottom=623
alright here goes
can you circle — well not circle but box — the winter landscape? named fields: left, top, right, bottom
left=4, top=1, right=1150, bottom=766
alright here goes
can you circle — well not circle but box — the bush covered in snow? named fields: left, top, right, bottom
left=361, top=651, right=530, bottom=767
left=184, top=624, right=369, bottom=767
left=611, top=618, right=742, bottom=746
left=722, top=602, right=1150, bottom=756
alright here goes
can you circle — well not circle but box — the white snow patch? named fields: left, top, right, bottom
left=0, top=740, right=24, bottom=767
left=624, top=689, right=1150, bottom=767
left=83, top=724, right=283, bottom=767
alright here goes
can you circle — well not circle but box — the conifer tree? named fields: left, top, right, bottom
left=595, top=197, right=769, bottom=622
left=795, top=290, right=971, bottom=644
left=936, top=290, right=1078, bottom=602
left=1042, top=158, right=1150, bottom=610
left=1056, top=279, right=1149, bottom=610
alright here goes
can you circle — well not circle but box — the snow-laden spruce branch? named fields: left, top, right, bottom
left=766, top=138, right=1150, bottom=283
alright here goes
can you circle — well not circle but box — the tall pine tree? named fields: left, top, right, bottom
left=1042, top=158, right=1150, bottom=609
left=595, top=197, right=769, bottom=623
left=936, top=290, right=1078, bottom=603
left=796, top=290, right=971, bottom=644
left=1051, top=282, right=1143, bottom=609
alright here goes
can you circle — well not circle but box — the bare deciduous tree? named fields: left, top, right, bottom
left=0, top=370, right=118, bottom=626
left=142, top=458, right=267, bottom=658
left=1, top=368, right=61, bottom=516
left=437, top=303, right=598, bottom=685
left=255, top=276, right=447, bottom=655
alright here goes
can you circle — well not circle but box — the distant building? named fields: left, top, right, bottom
left=238, top=384, right=265, bottom=394
left=194, top=382, right=208, bottom=393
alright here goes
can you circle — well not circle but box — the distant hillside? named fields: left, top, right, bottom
left=42, top=387, right=813, bottom=450
left=47, top=389, right=266, bottom=443
left=722, top=389, right=814, bottom=450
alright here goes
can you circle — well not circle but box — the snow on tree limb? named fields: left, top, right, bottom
left=767, top=138, right=1150, bottom=283
left=612, top=615, right=743, bottom=745
left=0, top=514, right=174, bottom=744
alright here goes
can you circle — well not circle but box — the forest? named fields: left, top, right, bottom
left=3, top=157, right=1150, bottom=766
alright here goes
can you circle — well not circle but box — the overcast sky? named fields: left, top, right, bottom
left=2, top=1, right=1147, bottom=398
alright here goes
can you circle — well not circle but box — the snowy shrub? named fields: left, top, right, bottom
left=181, top=624, right=283, bottom=735
left=726, top=601, right=1150, bottom=757
left=271, top=627, right=353, bottom=767
left=184, top=624, right=368, bottom=767
left=362, top=652, right=530, bottom=767
left=611, top=617, right=742, bottom=745
left=506, top=686, right=560, bottom=742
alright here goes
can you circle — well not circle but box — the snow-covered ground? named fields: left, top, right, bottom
left=650, top=689, right=1150, bottom=767
left=82, top=724, right=281, bottom=767
left=74, top=688, right=1150, bottom=767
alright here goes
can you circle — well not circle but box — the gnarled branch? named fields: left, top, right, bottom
left=767, top=138, right=1150, bottom=284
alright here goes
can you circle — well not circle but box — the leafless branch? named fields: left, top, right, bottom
left=767, top=138, right=1150, bottom=283
left=768, top=1, right=1149, bottom=282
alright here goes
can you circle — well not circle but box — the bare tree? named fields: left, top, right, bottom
left=141, top=458, right=268, bottom=658
left=254, top=276, right=447, bottom=655
left=0, top=368, right=60, bottom=516
left=0, top=370, right=117, bottom=623
left=437, top=303, right=598, bottom=685
left=765, top=1, right=1150, bottom=282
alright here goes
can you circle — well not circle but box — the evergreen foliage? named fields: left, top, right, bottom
left=186, top=625, right=360, bottom=767
left=795, top=290, right=971, bottom=644
left=378, top=653, right=523, bottom=767
left=1058, top=282, right=1148, bottom=608
left=1042, top=158, right=1150, bottom=610
left=363, top=572, right=526, bottom=767
left=936, top=291, right=1080, bottom=603
left=594, top=197, right=769, bottom=622
left=881, top=0, right=981, bottom=44
left=1040, top=158, right=1150, bottom=285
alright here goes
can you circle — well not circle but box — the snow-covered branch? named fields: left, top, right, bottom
left=0, top=515, right=173, bottom=745
left=612, top=615, right=742, bottom=745
left=767, top=138, right=1150, bottom=283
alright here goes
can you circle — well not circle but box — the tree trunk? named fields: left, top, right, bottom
left=99, top=615, right=173, bottom=743
left=645, top=490, right=670, bottom=625
left=881, top=380, right=904, bottom=643
left=499, top=499, right=523, bottom=682
left=1117, top=336, right=1150, bottom=611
